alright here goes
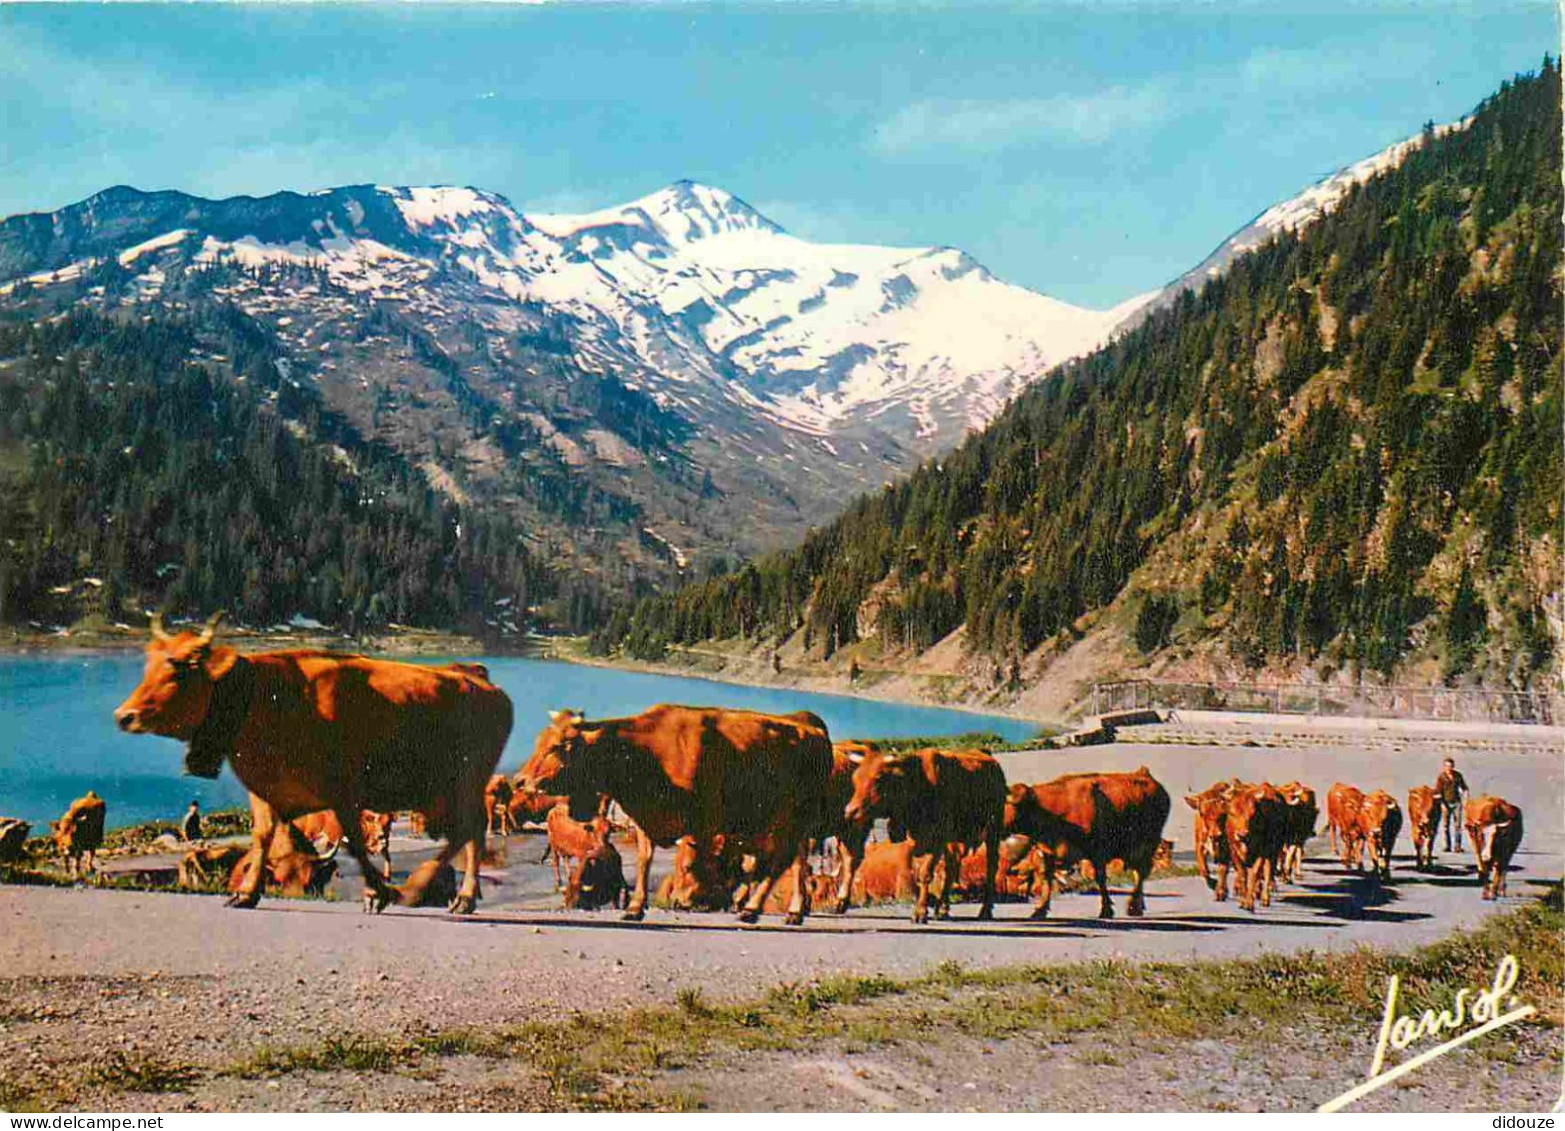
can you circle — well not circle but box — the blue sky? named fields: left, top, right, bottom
left=0, top=1, right=1553, bottom=307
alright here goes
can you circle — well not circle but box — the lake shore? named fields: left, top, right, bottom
left=548, top=638, right=1068, bottom=730
left=0, top=622, right=538, bottom=660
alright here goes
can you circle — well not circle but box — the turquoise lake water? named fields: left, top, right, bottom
left=0, top=654, right=1040, bottom=828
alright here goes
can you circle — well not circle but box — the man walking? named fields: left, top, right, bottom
left=1435, top=757, right=1469, bottom=852
left=180, top=799, right=202, bottom=842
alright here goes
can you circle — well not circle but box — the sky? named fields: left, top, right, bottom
left=0, top=1, right=1554, bottom=308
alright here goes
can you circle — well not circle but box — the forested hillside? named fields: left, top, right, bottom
left=602, top=63, right=1562, bottom=692
left=0, top=310, right=571, bottom=635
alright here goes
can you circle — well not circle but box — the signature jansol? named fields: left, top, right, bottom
left=1318, top=954, right=1538, bottom=1112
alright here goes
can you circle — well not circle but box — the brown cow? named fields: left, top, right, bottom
left=1408, top=786, right=1440, bottom=870
left=655, top=834, right=751, bottom=911
left=844, top=747, right=1006, bottom=923
left=1464, top=796, right=1524, bottom=900
left=226, top=822, right=339, bottom=899
left=1185, top=780, right=1239, bottom=900
left=52, top=791, right=107, bottom=879
left=293, top=808, right=394, bottom=910
left=485, top=775, right=515, bottom=838
left=1276, top=781, right=1318, bottom=884
left=521, top=705, right=833, bottom=924
left=819, top=740, right=877, bottom=913
left=851, top=839, right=917, bottom=904
left=1226, top=783, right=1288, bottom=912
left=544, top=804, right=612, bottom=893
left=950, top=835, right=1045, bottom=901
left=178, top=844, right=249, bottom=890
left=114, top=612, right=512, bottom=914
left=1357, top=791, right=1402, bottom=880
left=1326, top=782, right=1367, bottom=869
left=1006, top=767, right=1171, bottom=919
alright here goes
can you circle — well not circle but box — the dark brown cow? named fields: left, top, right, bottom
left=520, top=704, right=833, bottom=924
left=1408, top=786, right=1440, bottom=870
left=484, top=775, right=516, bottom=838
left=1225, top=783, right=1287, bottom=912
left=1276, top=781, right=1318, bottom=884
left=52, top=790, right=107, bottom=879
left=563, top=833, right=629, bottom=911
left=1464, top=796, right=1524, bottom=899
left=1357, top=791, right=1402, bottom=880
left=843, top=747, right=1005, bottom=923
left=1326, top=782, right=1367, bottom=869
left=1184, top=779, right=1242, bottom=899
left=114, top=612, right=512, bottom=914
left=0, top=819, right=31, bottom=865
left=1006, top=767, right=1170, bottom=919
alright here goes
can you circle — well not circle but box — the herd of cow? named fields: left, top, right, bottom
left=19, top=619, right=1528, bottom=926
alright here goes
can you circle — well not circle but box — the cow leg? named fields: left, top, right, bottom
left=932, top=845, right=957, bottom=919
left=911, top=848, right=940, bottom=924
left=976, top=824, right=999, bottom=921
left=330, top=807, right=398, bottom=913
left=450, top=834, right=484, bottom=914
left=832, top=835, right=864, bottom=914
left=1214, top=858, right=1229, bottom=902
left=1092, top=856, right=1115, bottom=919
left=226, top=799, right=281, bottom=909
left=1029, top=850, right=1055, bottom=919
left=624, top=826, right=655, bottom=921
left=1260, top=856, right=1274, bottom=907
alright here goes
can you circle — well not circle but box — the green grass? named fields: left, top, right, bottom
left=85, top=1051, right=199, bottom=1094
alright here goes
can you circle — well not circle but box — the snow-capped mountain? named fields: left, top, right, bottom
left=0, top=180, right=1140, bottom=454
left=1123, top=117, right=1473, bottom=330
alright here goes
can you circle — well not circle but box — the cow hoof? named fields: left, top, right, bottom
left=1098, top=907, right=1115, bottom=920
left=622, top=908, right=646, bottom=922
left=224, top=891, right=260, bottom=910
left=831, top=899, right=850, bottom=915
left=736, top=908, right=761, bottom=924
left=975, top=907, right=994, bottom=921
left=448, top=895, right=477, bottom=916
left=784, top=912, right=804, bottom=926
left=1028, top=907, right=1050, bottom=921
left=1128, top=905, right=1145, bottom=918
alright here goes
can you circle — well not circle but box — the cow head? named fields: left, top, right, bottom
left=114, top=613, right=242, bottom=768
left=842, top=747, right=910, bottom=827
left=521, top=709, right=601, bottom=821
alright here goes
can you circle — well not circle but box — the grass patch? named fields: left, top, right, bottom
left=85, top=1051, right=199, bottom=1094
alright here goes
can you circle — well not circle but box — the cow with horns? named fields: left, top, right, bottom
left=114, top=612, right=513, bottom=914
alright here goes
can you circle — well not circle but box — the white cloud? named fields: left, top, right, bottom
left=872, top=84, right=1171, bottom=156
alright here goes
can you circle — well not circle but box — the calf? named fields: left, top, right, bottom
left=564, top=834, right=630, bottom=911
left=1464, top=796, right=1524, bottom=900
left=1185, top=780, right=1239, bottom=899
left=227, top=823, right=339, bottom=899
left=843, top=747, right=1006, bottom=924
left=1005, top=767, right=1171, bottom=919
left=655, top=834, right=749, bottom=911
left=1407, top=786, right=1440, bottom=870
left=544, top=804, right=611, bottom=894
left=1357, top=791, right=1402, bottom=880
left=484, top=775, right=516, bottom=837
left=1276, top=781, right=1318, bottom=884
left=1225, top=783, right=1287, bottom=912
left=52, top=790, right=107, bottom=879
left=1326, top=782, right=1367, bottom=869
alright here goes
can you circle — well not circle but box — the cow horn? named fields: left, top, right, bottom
left=196, top=610, right=225, bottom=646
left=150, top=611, right=170, bottom=642
left=318, top=840, right=341, bottom=862
left=846, top=751, right=865, bottom=764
